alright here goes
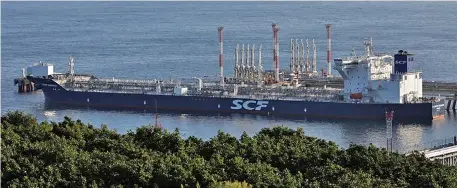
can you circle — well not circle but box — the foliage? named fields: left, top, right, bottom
left=2, top=111, right=457, bottom=187
left=210, top=180, right=252, bottom=188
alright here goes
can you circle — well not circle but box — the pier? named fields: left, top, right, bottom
left=14, top=77, right=35, bottom=93
left=423, top=145, right=457, bottom=167
left=14, top=68, right=36, bottom=93
left=403, top=136, right=457, bottom=167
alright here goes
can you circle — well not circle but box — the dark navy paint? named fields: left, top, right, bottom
left=394, top=54, right=408, bottom=74
left=30, top=77, right=445, bottom=124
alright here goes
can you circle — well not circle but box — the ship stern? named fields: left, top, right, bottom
left=432, top=98, right=446, bottom=119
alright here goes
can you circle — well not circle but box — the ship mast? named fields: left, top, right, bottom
left=69, top=55, right=75, bottom=76
left=363, top=37, right=374, bottom=57
left=69, top=55, right=75, bottom=90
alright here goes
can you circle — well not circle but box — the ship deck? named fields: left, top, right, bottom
left=43, top=74, right=445, bottom=105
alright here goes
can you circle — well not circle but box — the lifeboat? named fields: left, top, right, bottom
left=350, top=93, right=363, bottom=99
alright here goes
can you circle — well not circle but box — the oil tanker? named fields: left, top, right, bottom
left=25, top=37, right=445, bottom=124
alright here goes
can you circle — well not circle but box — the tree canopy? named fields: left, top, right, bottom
left=2, top=111, right=457, bottom=187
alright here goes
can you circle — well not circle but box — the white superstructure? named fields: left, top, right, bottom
left=334, top=38, right=422, bottom=104
left=26, top=62, right=54, bottom=77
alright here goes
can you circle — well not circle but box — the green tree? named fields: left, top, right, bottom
left=2, top=111, right=457, bottom=188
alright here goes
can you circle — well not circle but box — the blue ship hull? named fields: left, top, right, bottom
left=30, top=77, right=446, bottom=124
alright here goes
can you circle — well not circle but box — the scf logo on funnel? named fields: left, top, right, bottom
left=231, top=100, right=269, bottom=110
left=395, top=60, right=407, bottom=64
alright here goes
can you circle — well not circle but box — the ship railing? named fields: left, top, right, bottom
left=74, top=79, right=213, bottom=89
left=70, top=85, right=341, bottom=97
left=91, top=78, right=219, bottom=85
left=71, top=88, right=343, bottom=102
left=72, top=78, right=347, bottom=94
left=92, top=78, right=158, bottom=84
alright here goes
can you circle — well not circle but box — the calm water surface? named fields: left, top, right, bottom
left=2, top=2, right=457, bottom=152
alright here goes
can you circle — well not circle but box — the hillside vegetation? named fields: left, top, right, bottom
left=2, top=111, right=457, bottom=187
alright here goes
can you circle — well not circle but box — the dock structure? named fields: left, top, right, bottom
left=447, top=97, right=457, bottom=111
left=289, top=38, right=318, bottom=77
left=14, top=78, right=35, bottom=93
left=423, top=145, right=457, bottom=167
left=14, top=68, right=35, bottom=93
left=403, top=135, right=457, bottom=167
left=233, top=43, right=263, bottom=84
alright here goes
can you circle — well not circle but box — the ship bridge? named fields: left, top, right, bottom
left=333, top=38, right=425, bottom=104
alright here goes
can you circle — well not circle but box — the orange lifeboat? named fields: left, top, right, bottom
left=350, top=93, right=363, bottom=99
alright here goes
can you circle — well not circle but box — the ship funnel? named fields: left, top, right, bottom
left=394, top=49, right=414, bottom=74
